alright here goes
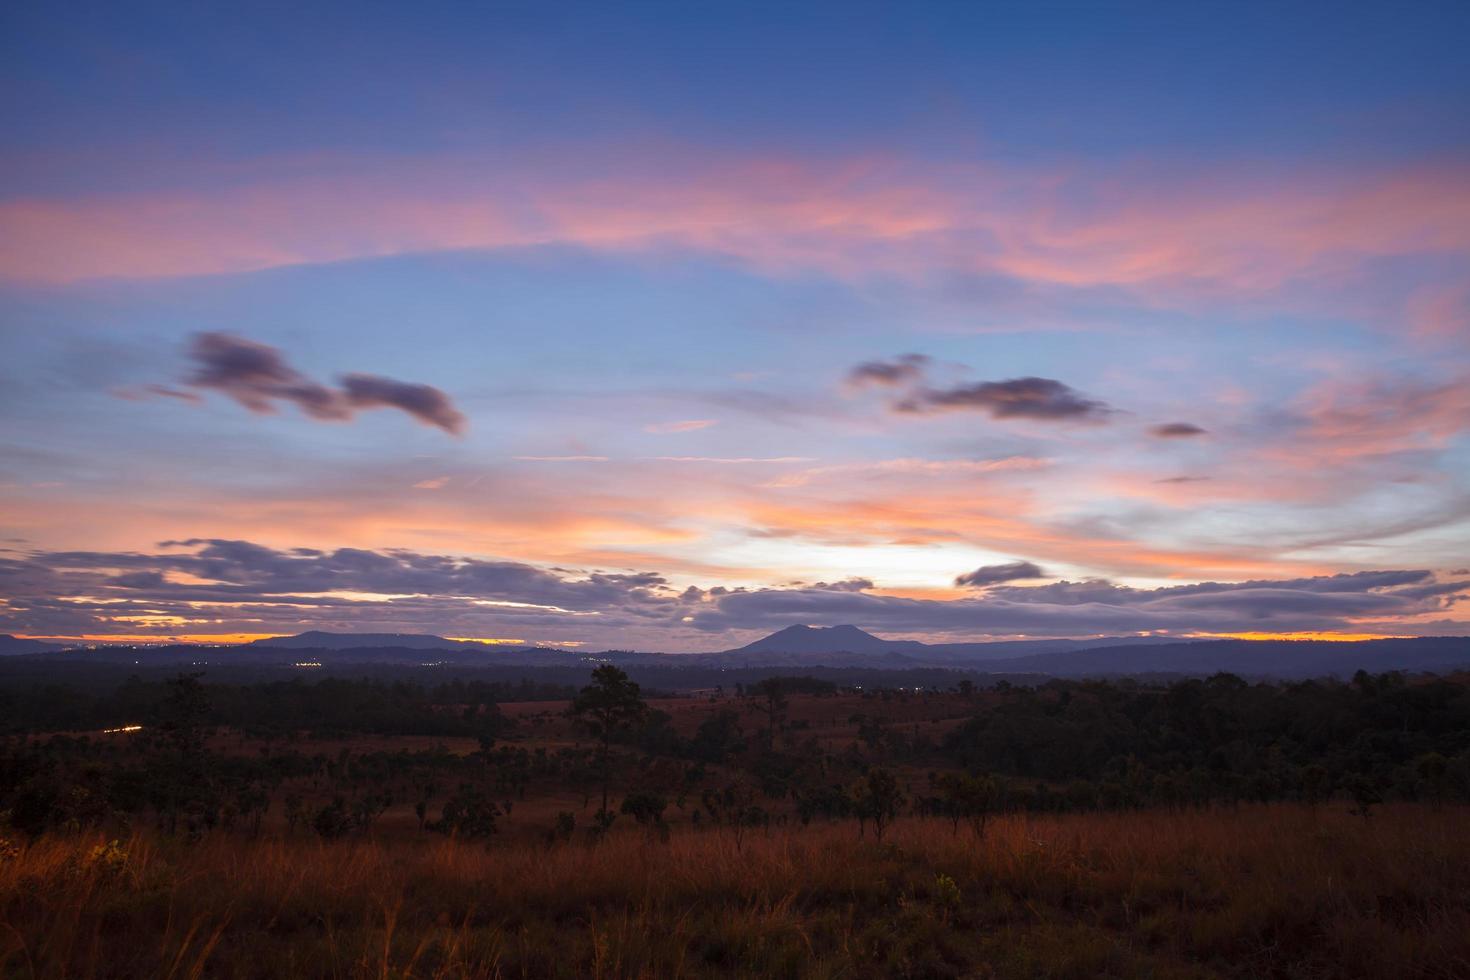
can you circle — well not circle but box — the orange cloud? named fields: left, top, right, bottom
left=737, top=492, right=1329, bottom=581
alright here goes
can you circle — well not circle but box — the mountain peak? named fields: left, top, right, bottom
left=766, top=623, right=869, bottom=637
left=731, top=624, right=916, bottom=656
left=251, top=631, right=461, bottom=650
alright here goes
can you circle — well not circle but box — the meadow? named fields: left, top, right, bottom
left=3, top=804, right=1468, bottom=979
left=3, top=667, right=1469, bottom=978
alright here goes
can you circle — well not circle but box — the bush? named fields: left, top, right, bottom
left=619, top=791, right=667, bottom=826
left=312, top=799, right=353, bottom=840
left=435, top=784, right=501, bottom=839
left=546, top=810, right=575, bottom=845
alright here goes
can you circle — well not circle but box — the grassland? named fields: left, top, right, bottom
left=3, top=803, right=1467, bottom=980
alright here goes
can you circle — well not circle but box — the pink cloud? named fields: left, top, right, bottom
left=1407, top=282, right=1470, bottom=339
left=3, top=155, right=1467, bottom=325
left=1292, top=371, right=1470, bottom=460
left=643, top=419, right=717, bottom=433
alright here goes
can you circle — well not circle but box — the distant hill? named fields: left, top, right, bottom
left=703, top=625, right=1470, bottom=677
left=251, top=631, right=482, bottom=651
left=3, top=626, right=1466, bottom=681
left=729, top=624, right=929, bottom=657
left=0, top=635, right=63, bottom=656
left=240, top=631, right=591, bottom=665
left=709, top=624, right=1185, bottom=666
left=985, top=636, right=1470, bottom=679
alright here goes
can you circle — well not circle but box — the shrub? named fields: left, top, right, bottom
left=312, top=799, right=353, bottom=840
left=434, top=784, right=501, bottom=839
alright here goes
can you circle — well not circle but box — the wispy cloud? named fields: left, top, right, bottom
left=1288, top=371, right=1470, bottom=460
left=640, top=456, right=814, bottom=464
left=109, top=384, right=204, bottom=405
left=644, top=419, right=717, bottom=433
left=512, top=455, right=610, bottom=462
left=764, top=456, right=1048, bottom=489
left=5, top=157, right=1466, bottom=326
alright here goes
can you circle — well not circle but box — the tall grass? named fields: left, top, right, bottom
left=3, top=805, right=1467, bottom=978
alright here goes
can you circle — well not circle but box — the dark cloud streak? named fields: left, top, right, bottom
left=846, top=354, right=930, bottom=388
left=1150, top=422, right=1208, bottom=438
left=845, top=355, right=1112, bottom=423
left=896, top=377, right=1112, bottom=421
left=179, top=332, right=465, bottom=434
left=341, top=374, right=466, bottom=435
left=955, top=561, right=1046, bottom=588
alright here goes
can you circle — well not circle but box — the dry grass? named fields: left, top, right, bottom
left=2, top=805, right=1468, bottom=979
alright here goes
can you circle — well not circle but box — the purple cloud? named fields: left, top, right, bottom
left=1150, top=422, right=1208, bottom=438
left=896, top=376, right=1112, bottom=422
left=955, top=561, right=1047, bottom=588
left=846, top=353, right=930, bottom=388
left=181, top=332, right=465, bottom=434
left=341, top=374, right=466, bottom=435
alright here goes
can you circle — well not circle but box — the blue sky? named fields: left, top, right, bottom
left=1, top=0, right=1468, bottom=648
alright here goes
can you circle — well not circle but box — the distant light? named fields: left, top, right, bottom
left=102, top=725, right=143, bottom=734
left=292, top=661, right=323, bottom=668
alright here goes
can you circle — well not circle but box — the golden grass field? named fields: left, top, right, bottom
left=3, top=804, right=1467, bottom=979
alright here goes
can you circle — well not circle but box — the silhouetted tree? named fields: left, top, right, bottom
left=151, top=672, right=216, bottom=836
left=936, top=770, right=999, bottom=838
left=752, top=678, right=789, bottom=748
left=852, top=767, right=904, bottom=841
left=571, top=666, right=649, bottom=818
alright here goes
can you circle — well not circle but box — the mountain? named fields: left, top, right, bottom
left=243, top=631, right=597, bottom=664
left=730, top=624, right=929, bottom=657
left=984, top=636, right=1470, bottom=679
left=708, top=625, right=1470, bottom=677
left=6, top=627, right=1465, bottom=680
left=711, top=624, right=1185, bottom=666
left=250, top=631, right=480, bottom=650
left=0, top=635, right=64, bottom=656
left=916, top=635, right=1184, bottom=662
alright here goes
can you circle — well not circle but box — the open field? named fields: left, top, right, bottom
left=5, top=670, right=1469, bottom=978
left=3, top=805, right=1468, bottom=980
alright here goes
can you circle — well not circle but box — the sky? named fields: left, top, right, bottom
left=1, top=0, right=1468, bottom=650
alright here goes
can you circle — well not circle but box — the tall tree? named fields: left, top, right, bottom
left=852, top=767, right=904, bottom=841
left=571, top=665, right=649, bottom=816
left=752, top=678, right=789, bottom=748
left=151, top=672, right=214, bottom=835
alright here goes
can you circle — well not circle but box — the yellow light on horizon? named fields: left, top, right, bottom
left=17, top=632, right=287, bottom=645
left=1187, top=631, right=1409, bottom=642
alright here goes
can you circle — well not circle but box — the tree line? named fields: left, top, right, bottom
left=2, top=668, right=1468, bottom=846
